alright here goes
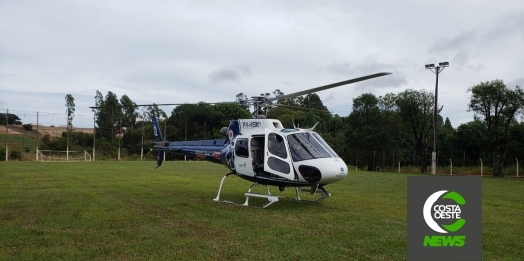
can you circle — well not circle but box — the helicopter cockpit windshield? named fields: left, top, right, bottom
left=287, top=132, right=338, bottom=162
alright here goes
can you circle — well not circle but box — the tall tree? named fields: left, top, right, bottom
left=65, top=94, right=75, bottom=158
left=235, top=93, right=249, bottom=109
left=147, top=103, right=167, bottom=120
left=395, top=89, right=439, bottom=173
left=437, top=117, right=458, bottom=166
left=92, top=91, right=122, bottom=143
left=0, top=113, right=22, bottom=125
left=468, top=80, right=524, bottom=176
left=456, top=119, right=488, bottom=166
left=346, top=93, right=384, bottom=170
left=65, top=94, right=75, bottom=129
left=301, top=93, right=326, bottom=111
left=120, top=94, right=138, bottom=131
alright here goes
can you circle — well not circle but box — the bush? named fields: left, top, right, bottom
left=0, top=148, right=5, bottom=161
left=23, top=124, right=33, bottom=131
left=9, top=150, right=22, bottom=161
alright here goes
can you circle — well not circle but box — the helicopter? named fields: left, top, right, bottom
left=149, top=72, right=391, bottom=208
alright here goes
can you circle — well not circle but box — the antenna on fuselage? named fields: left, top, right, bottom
left=308, top=122, right=319, bottom=131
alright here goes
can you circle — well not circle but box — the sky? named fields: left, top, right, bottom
left=1, top=0, right=523, bottom=128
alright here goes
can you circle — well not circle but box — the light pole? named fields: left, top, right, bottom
left=425, top=61, right=449, bottom=175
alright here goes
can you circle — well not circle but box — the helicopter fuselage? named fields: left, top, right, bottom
left=152, top=117, right=348, bottom=188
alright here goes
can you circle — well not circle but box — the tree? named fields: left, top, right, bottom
left=301, top=93, right=326, bottom=111
left=92, top=90, right=122, bottom=144
left=0, top=113, right=22, bottom=125
left=65, top=94, right=75, bottom=159
left=468, top=80, right=524, bottom=177
left=235, top=93, right=249, bottom=109
left=456, top=119, right=488, bottom=166
left=395, top=89, right=439, bottom=173
left=147, top=103, right=167, bottom=120
left=65, top=94, right=75, bottom=129
left=120, top=94, right=138, bottom=131
left=437, top=117, right=458, bottom=166
left=272, top=89, right=303, bottom=107
left=346, top=93, right=385, bottom=170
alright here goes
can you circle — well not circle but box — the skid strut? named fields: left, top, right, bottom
left=213, top=175, right=280, bottom=208
left=213, top=173, right=235, bottom=202
left=213, top=174, right=331, bottom=208
left=243, top=182, right=279, bottom=208
left=294, top=184, right=331, bottom=202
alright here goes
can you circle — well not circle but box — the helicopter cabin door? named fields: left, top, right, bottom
left=263, top=128, right=293, bottom=179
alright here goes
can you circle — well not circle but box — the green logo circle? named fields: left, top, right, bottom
left=423, top=190, right=466, bottom=233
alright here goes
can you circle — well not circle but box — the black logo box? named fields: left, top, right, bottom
left=407, top=176, right=482, bottom=261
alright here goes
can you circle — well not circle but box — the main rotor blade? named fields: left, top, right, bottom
left=272, top=103, right=332, bottom=114
left=89, top=101, right=239, bottom=109
left=266, top=72, right=391, bottom=102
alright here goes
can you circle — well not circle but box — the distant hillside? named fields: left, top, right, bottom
left=33, top=125, right=94, bottom=137
left=0, top=124, right=94, bottom=138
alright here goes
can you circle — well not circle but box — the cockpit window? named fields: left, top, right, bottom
left=311, top=132, right=339, bottom=158
left=288, top=133, right=333, bottom=162
left=268, top=132, right=288, bottom=159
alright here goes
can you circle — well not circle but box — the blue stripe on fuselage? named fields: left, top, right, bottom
left=153, top=139, right=226, bottom=164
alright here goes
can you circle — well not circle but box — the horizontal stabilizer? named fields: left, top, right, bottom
left=153, top=139, right=226, bottom=164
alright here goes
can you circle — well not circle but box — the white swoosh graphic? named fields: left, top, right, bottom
left=423, top=190, right=448, bottom=233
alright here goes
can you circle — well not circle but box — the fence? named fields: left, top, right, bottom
left=349, top=149, right=521, bottom=176
left=2, top=109, right=522, bottom=176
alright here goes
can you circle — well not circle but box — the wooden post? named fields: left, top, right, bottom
left=5, top=109, right=8, bottom=161
left=516, top=158, right=519, bottom=177
left=480, top=158, right=483, bottom=176
left=36, top=111, right=39, bottom=161
left=382, top=150, right=385, bottom=172
left=450, top=159, right=452, bottom=176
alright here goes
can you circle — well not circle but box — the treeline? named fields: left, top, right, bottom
left=7, top=79, right=524, bottom=176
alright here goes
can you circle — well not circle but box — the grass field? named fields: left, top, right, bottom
left=0, top=134, right=37, bottom=153
left=0, top=161, right=522, bottom=260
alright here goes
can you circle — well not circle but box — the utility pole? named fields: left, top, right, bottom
left=141, top=112, right=145, bottom=161
left=425, top=62, right=449, bottom=175
left=5, top=109, right=8, bottom=161
left=118, top=117, right=121, bottom=161
left=93, top=114, right=96, bottom=161
left=36, top=111, right=39, bottom=161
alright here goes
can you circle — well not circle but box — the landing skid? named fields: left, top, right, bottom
left=213, top=174, right=331, bottom=208
left=294, top=184, right=331, bottom=203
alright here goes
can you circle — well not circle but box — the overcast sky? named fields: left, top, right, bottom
left=1, top=0, right=523, bottom=127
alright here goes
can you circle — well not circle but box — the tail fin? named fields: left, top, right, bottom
left=151, top=115, right=164, bottom=142
left=151, top=115, right=165, bottom=168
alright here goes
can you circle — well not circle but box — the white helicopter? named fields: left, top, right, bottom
left=150, top=72, right=391, bottom=208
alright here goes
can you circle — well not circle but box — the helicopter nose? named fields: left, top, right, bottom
left=296, top=158, right=347, bottom=184
left=319, top=158, right=348, bottom=184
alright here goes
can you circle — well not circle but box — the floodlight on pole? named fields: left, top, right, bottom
left=425, top=61, right=449, bottom=175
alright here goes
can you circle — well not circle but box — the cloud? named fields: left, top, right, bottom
left=451, top=50, right=484, bottom=72
left=325, top=58, right=408, bottom=89
left=507, top=77, right=524, bottom=88
left=428, top=30, right=479, bottom=54
left=484, top=12, right=524, bottom=41
left=209, top=66, right=252, bottom=83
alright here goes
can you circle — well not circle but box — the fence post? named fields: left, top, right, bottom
left=480, top=158, right=483, bottom=176
left=450, top=159, right=452, bottom=175
left=355, top=150, right=358, bottom=171
left=398, top=161, right=400, bottom=173
left=5, top=109, right=8, bottom=162
left=517, top=158, right=519, bottom=177
left=36, top=111, right=39, bottom=161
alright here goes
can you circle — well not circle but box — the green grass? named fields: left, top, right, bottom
left=0, top=134, right=37, bottom=153
left=0, top=161, right=522, bottom=260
